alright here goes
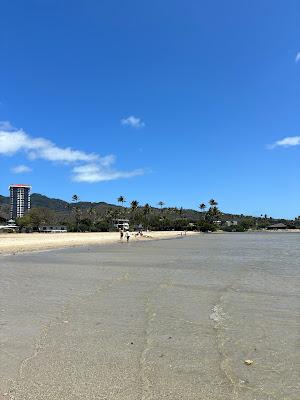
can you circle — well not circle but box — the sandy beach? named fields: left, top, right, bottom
left=0, top=231, right=197, bottom=255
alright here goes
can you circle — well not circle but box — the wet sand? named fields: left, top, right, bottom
left=0, top=233, right=299, bottom=399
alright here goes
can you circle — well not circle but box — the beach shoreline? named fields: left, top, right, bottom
left=1, top=229, right=299, bottom=256
left=0, top=231, right=198, bottom=255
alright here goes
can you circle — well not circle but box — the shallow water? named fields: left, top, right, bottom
left=0, top=233, right=299, bottom=399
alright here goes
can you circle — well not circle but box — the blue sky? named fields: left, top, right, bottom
left=0, top=0, right=299, bottom=218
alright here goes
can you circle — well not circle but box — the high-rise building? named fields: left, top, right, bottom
left=9, top=184, right=31, bottom=220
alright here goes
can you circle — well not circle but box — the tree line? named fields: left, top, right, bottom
left=15, top=195, right=223, bottom=232
left=15, top=195, right=298, bottom=233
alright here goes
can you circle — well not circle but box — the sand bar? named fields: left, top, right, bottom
left=0, top=231, right=197, bottom=255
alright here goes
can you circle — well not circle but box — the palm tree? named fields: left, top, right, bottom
left=143, top=203, right=151, bottom=229
left=158, top=201, right=165, bottom=213
left=199, top=203, right=206, bottom=220
left=117, top=196, right=126, bottom=207
left=117, top=196, right=126, bottom=218
left=129, top=200, right=139, bottom=226
left=143, top=203, right=151, bottom=216
left=204, top=205, right=220, bottom=223
left=71, top=195, right=80, bottom=231
left=199, top=203, right=206, bottom=212
left=73, top=206, right=82, bottom=232
left=209, top=199, right=218, bottom=207
left=130, top=200, right=139, bottom=212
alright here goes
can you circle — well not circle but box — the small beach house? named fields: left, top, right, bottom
left=113, top=219, right=130, bottom=231
left=266, top=223, right=287, bottom=230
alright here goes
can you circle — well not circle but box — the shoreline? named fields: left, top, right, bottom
left=1, top=229, right=298, bottom=256
left=0, top=231, right=198, bottom=255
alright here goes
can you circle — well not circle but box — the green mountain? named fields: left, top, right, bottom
left=30, top=193, right=69, bottom=211
left=0, top=192, right=119, bottom=217
left=30, top=193, right=118, bottom=213
left=0, top=195, right=9, bottom=205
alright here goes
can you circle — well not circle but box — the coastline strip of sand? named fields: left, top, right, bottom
left=0, top=231, right=198, bottom=255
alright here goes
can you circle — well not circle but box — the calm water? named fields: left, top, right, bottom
left=0, top=232, right=299, bottom=399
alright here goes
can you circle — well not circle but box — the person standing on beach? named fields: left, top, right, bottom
left=125, top=231, right=130, bottom=243
left=120, top=229, right=124, bottom=240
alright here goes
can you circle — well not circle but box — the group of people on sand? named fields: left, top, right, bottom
left=119, top=229, right=130, bottom=242
left=120, top=229, right=130, bottom=243
left=119, top=228, right=145, bottom=242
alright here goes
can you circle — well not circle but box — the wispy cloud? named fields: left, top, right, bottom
left=295, top=52, right=300, bottom=63
left=72, top=164, right=144, bottom=183
left=11, top=165, right=32, bottom=174
left=0, top=121, right=145, bottom=182
left=121, top=115, right=145, bottom=128
left=268, top=136, right=300, bottom=149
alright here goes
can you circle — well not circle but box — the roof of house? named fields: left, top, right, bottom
left=267, top=223, right=287, bottom=229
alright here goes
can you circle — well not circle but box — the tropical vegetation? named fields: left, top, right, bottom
left=0, top=192, right=298, bottom=233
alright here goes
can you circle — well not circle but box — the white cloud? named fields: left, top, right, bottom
left=295, top=52, right=300, bottom=63
left=269, top=136, right=300, bottom=149
left=72, top=164, right=144, bottom=183
left=0, top=127, right=98, bottom=162
left=11, top=165, right=32, bottom=174
left=121, top=115, right=145, bottom=128
left=0, top=121, right=145, bottom=182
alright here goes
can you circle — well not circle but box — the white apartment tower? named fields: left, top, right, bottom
left=9, top=184, right=31, bottom=220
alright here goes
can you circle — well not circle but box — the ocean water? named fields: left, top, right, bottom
left=0, top=232, right=299, bottom=399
